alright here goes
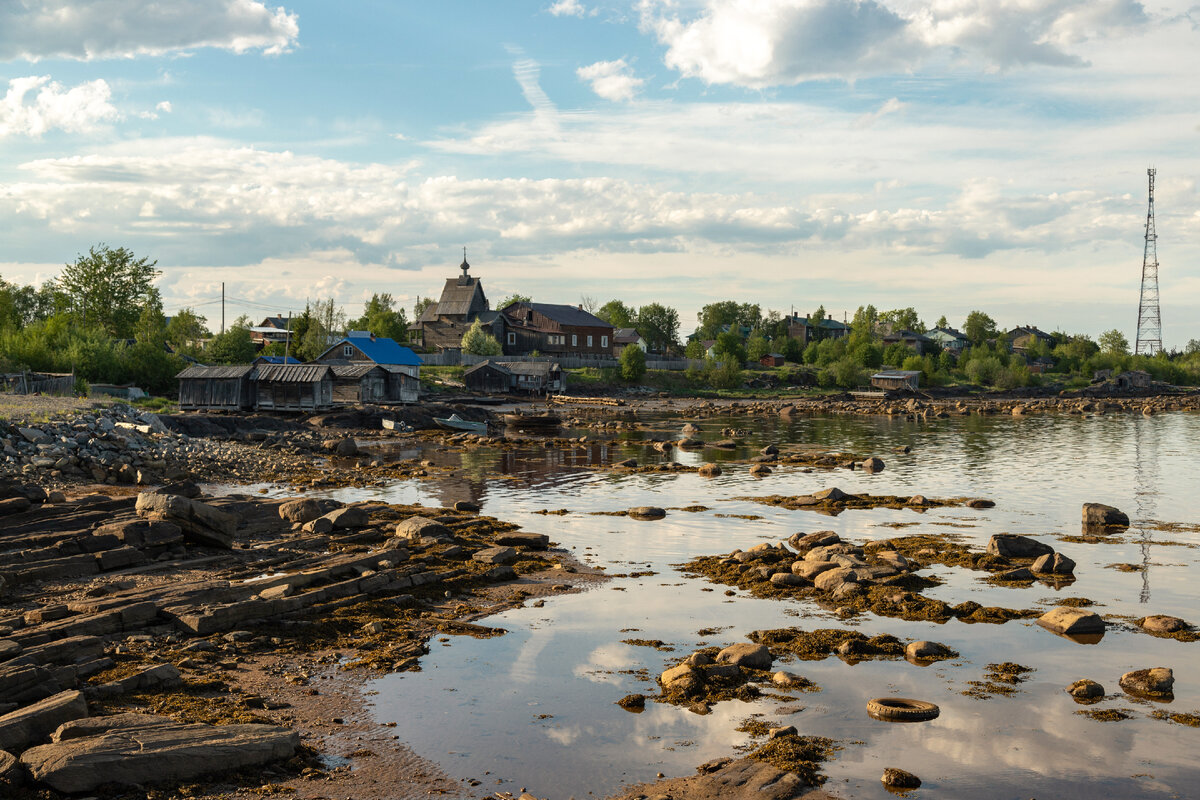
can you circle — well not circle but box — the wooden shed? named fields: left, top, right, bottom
left=870, top=370, right=922, bottom=391
left=176, top=365, right=254, bottom=411
left=463, top=361, right=513, bottom=394
left=254, top=364, right=333, bottom=412
left=384, top=367, right=420, bottom=404
left=759, top=353, right=785, bottom=368
left=331, top=364, right=388, bottom=405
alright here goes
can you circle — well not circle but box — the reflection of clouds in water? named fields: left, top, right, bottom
left=573, top=644, right=637, bottom=685
left=543, top=723, right=586, bottom=746
left=507, top=626, right=553, bottom=684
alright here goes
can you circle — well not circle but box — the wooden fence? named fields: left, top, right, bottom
left=418, top=351, right=704, bottom=371
left=0, top=372, right=76, bottom=396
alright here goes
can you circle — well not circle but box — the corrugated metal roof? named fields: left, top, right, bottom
left=253, top=355, right=301, bottom=364
left=256, top=364, right=332, bottom=383
left=177, top=365, right=254, bottom=379
left=872, top=370, right=923, bottom=378
left=331, top=364, right=384, bottom=378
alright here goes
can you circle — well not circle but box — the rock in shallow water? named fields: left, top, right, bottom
left=1120, top=667, right=1174, bottom=699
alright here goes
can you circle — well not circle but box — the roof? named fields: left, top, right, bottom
left=927, top=327, right=968, bottom=340
left=464, top=360, right=513, bottom=377
left=259, top=316, right=289, bottom=329
left=872, top=370, right=923, bottom=378
left=614, top=327, right=641, bottom=342
left=254, top=355, right=300, bottom=365
left=764, top=353, right=785, bottom=359
left=177, top=365, right=254, bottom=380
left=789, top=315, right=849, bottom=330
left=256, top=364, right=332, bottom=383
left=320, top=336, right=423, bottom=366
left=331, top=364, right=386, bottom=379
left=505, top=302, right=612, bottom=329
left=497, top=360, right=558, bottom=376
left=425, top=276, right=488, bottom=319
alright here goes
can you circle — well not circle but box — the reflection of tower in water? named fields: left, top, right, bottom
left=1132, top=415, right=1160, bottom=603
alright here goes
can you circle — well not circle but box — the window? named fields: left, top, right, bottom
left=343, top=345, right=353, bottom=357
left=601, top=335, right=608, bottom=348
left=571, top=334, right=578, bottom=346
left=587, top=335, right=593, bottom=347
left=507, top=332, right=516, bottom=345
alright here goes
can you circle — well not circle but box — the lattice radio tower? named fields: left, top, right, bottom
left=1135, top=168, right=1162, bottom=355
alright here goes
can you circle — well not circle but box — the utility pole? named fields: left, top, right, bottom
left=221, top=282, right=226, bottom=335
left=1135, top=168, right=1162, bottom=355
left=284, top=311, right=292, bottom=363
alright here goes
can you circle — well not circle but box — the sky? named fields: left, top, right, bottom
left=1, top=0, right=1198, bottom=345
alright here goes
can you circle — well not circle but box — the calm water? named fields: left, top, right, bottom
left=316, top=412, right=1199, bottom=799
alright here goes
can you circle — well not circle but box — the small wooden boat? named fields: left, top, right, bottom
left=434, top=414, right=488, bottom=434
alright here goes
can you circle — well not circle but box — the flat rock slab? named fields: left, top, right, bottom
left=1037, top=607, right=1105, bottom=636
left=21, top=716, right=300, bottom=793
left=987, top=534, right=1053, bottom=559
left=1083, top=502, right=1129, bottom=528
left=473, top=546, right=517, bottom=565
left=0, top=690, right=88, bottom=752
left=135, top=492, right=236, bottom=549
left=493, top=532, right=550, bottom=549
left=716, top=643, right=772, bottom=670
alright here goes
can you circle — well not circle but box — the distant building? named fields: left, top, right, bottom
left=253, top=355, right=301, bottom=365
left=871, top=370, right=922, bottom=391
left=463, top=359, right=565, bottom=395
left=177, top=365, right=255, bottom=411
left=249, top=316, right=292, bottom=347
left=500, top=302, right=614, bottom=356
left=760, top=353, right=786, bottom=367
left=254, top=364, right=334, bottom=412
left=313, top=331, right=422, bottom=404
left=409, top=256, right=495, bottom=351
left=926, top=327, right=970, bottom=352
left=881, top=329, right=936, bottom=354
left=613, top=328, right=646, bottom=355
left=1006, top=325, right=1055, bottom=352
left=785, top=314, right=849, bottom=345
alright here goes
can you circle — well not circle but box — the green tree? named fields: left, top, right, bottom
left=963, top=311, right=997, bottom=346
left=205, top=325, right=256, bottom=364
left=497, top=293, right=531, bottom=310
left=597, top=299, right=637, bottom=329
left=348, top=293, right=409, bottom=341
left=807, top=305, right=827, bottom=342
left=696, top=301, right=760, bottom=340
left=413, top=295, right=435, bottom=320
left=935, top=315, right=949, bottom=329
left=880, top=307, right=924, bottom=333
left=166, top=308, right=210, bottom=357
left=848, top=304, right=879, bottom=345
left=460, top=319, right=502, bottom=355
left=134, top=301, right=167, bottom=347
left=296, top=299, right=345, bottom=361
left=705, top=358, right=744, bottom=390
left=1098, top=328, right=1130, bottom=355
left=746, top=331, right=770, bottom=362
left=619, top=344, right=646, bottom=381
left=636, top=302, right=679, bottom=353
left=685, top=339, right=705, bottom=359
left=55, top=244, right=161, bottom=337
left=713, top=330, right=746, bottom=364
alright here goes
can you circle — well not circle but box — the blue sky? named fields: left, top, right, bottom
left=1, top=0, right=1198, bottom=345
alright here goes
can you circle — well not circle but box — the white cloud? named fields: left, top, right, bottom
left=636, top=0, right=1151, bottom=87
left=548, top=0, right=590, bottom=16
left=0, top=0, right=299, bottom=62
left=156, top=101, right=173, bottom=113
left=855, top=96, right=904, bottom=127
left=0, top=76, right=119, bottom=138
left=577, top=59, right=645, bottom=101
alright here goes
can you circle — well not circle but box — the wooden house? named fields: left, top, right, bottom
left=499, top=302, right=614, bottom=357
left=463, top=360, right=564, bottom=394
left=785, top=315, right=849, bottom=345
left=613, top=328, right=646, bottom=355
left=1006, top=325, right=1055, bottom=353
left=759, top=353, right=785, bottom=367
left=870, top=370, right=922, bottom=391
left=881, top=329, right=936, bottom=354
left=176, top=365, right=254, bottom=411
left=926, top=327, right=970, bottom=352
left=254, top=364, right=333, bottom=412
left=331, top=364, right=389, bottom=405
left=314, top=331, right=422, bottom=404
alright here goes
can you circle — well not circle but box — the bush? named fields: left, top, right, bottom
left=619, top=346, right=647, bottom=382
left=460, top=320, right=502, bottom=356
left=706, top=358, right=744, bottom=390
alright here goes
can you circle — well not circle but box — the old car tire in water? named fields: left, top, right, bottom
left=866, top=697, right=940, bottom=722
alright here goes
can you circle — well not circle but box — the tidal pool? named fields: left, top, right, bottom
left=337, top=411, right=1198, bottom=799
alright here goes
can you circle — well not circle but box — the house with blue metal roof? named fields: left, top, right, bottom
left=313, top=331, right=422, bottom=403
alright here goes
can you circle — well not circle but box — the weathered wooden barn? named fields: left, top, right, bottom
left=463, top=360, right=563, bottom=395
left=254, top=364, right=333, bottom=412
left=870, top=370, right=922, bottom=391
left=177, top=365, right=254, bottom=411
left=331, top=364, right=388, bottom=405
left=314, top=331, right=422, bottom=404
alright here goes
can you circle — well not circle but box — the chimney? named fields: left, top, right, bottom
left=578, top=304, right=583, bottom=310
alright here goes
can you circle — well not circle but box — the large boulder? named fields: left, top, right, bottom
left=394, top=517, right=452, bottom=543
left=905, top=641, right=953, bottom=662
left=135, top=492, right=236, bottom=549
left=473, top=546, right=517, bottom=565
left=494, top=532, right=550, bottom=549
left=321, top=506, right=369, bottom=529
left=986, top=534, right=1053, bottom=559
left=21, top=715, right=299, bottom=793
left=278, top=498, right=326, bottom=524
left=1140, top=615, right=1189, bottom=634
left=716, top=643, right=772, bottom=670
left=1083, top=503, right=1129, bottom=529
left=1037, top=607, right=1105, bottom=636
left=1031, top=552, right=1076, bottom=575
left=1119, top=668, right=1174, bottom=699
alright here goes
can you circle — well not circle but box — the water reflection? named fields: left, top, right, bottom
left=339, top=412, right=1200, bottom=798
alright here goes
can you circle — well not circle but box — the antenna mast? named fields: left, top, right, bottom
left=1135, top=168, right=1162, bottom=355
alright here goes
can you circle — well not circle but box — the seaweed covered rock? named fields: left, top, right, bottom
left=1120, top=668, right=1174, bottom=699
left=1083, top=503, right=1129, bottom=529
left=986, top=534, right=1053, bottom=559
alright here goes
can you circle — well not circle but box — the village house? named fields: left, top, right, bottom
left=249, top=316, right=292, bottom=347
left=785, top=314, right=850, bottom=345
left=463, top=360, right=565, bottom=395
left=499, top=301, right=614, bottom=357
left=881, top=329, right=936, bottom=354
left=312, top=330, right=422, bottom=404
left=1006, top=325, right=1055, bottom=353
left=177, top=365, right=255, bottom=411
left=253, top=364, right=334, bottom=412
left=926, top=327, right=970, bottom=352
left=409, top=255, right=501, bottom=351
left=330, top=364, right=389, bottom=405
left=613, top=328, right=646, bottom=355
